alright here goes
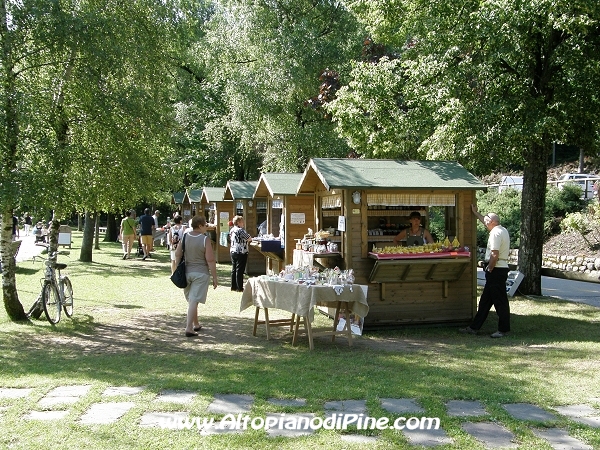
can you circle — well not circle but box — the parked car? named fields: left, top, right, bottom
left=498, top=175, right=524, bottom=193
left=557, top=173, right=598, bottom=199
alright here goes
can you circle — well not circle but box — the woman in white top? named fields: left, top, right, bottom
left=169, top=216, right=185, bottom=274
left=174, top=215, right=218, bottom=337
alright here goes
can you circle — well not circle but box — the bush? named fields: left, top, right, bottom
left=475, top=184, right=589, bottom=249
left=544, top=185, right=586, bottom=235
left=475, top=188, right=521, bottom=248
left=561, top=200, right=600, bottom=250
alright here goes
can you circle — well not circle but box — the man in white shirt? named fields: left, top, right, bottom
left=460, top=205, right=511, bottom=338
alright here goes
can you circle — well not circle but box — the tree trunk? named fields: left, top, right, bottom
left=1, top=211, right=27, bottom=321
left=518, top=142, right=549, bottom=295
left=94, top=213, right=100, bottom=250
left=105, top=212, right=118, bottom=242
left=79, top=210, right=95, bottom=262
left=0, top=2, right=27, bottom=321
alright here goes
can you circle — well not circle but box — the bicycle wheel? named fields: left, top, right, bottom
left=42, top=281, right=61, bottom=324
left=62, top=277, right=74, bottom=317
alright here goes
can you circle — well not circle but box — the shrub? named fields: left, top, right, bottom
left=475, top=189, right=521, bottom=248
left=560, top=200, right=600, bottom=250
left=544, top=185, right=586, bottom=235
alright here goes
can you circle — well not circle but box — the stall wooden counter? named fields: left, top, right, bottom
left=296, top=158, right=486, bottom=330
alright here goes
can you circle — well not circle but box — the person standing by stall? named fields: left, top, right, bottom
left=392, top=211, right=434, bottom=246
left=174, top=215, right=217, bottom=337
left=151, top=210, right=160, bottom=252
left=229, top=215, right=252, bottom=292
left=119, top=209, right=137, bottom=259
left=24, top=213, right=32, bottom=236
left=460, top=206, right=511, bottom=338
left=139, top=208, right=155, bottom=260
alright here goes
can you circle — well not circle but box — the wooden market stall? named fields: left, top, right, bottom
left=224, top=180, right=264, bottom=276
left=251, top=173, right=316, bottom=274
left=180, top=190, right=197, bottom=223
left=199, top=187, right=231, bottom=263
left=170, top=192, right=185, bottom=218
left=296, top=158, right=486, bottom=330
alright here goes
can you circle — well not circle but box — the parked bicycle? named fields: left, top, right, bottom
left=27, top=246, right=73, bottom=324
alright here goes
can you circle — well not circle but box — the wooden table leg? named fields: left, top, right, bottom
left=331, top=301, right=342, bottom=343
left=264, top=307, right=270, bottom=340
left=304, top=314, right=314, bottom=351
left=292, top=315, right=301, bottom=346
left=289, top=313, right=296, bottom=332
left=344, top=303, right=353, bottom=347
left=253, top=307, right=260, bottom=336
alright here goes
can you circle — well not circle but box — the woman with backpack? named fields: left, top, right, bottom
left=169, top=216, right=185, bottom=274
left=119, top=209, right=137, bottom=259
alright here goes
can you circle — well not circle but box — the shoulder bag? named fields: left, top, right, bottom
left=170, top=234, right=187, bottom=288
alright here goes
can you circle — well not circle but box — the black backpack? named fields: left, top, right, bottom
left=171, top=228, right=181, bottom=250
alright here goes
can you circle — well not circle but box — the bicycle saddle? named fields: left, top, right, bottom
left=46, top=261, right=67, bottom=270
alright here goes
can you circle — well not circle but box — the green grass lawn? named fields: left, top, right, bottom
left=1, top=232, right=599, bottom=449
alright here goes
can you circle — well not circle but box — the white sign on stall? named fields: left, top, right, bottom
left=290, top=213, right=305, bottom=224
left=337, top=215, right=346, bottom=232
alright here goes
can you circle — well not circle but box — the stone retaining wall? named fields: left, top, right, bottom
left=476, top=248, right=600, bottom=282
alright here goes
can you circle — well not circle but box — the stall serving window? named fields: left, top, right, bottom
left=256, top=200, right=267, bottom=235
left=319, top=194, right=341, bottom=234
left=366, top=193, right=456, bottom=245
left=269, top=199, right=283, bottom=237
left=235, top=201, right=244, bottom=217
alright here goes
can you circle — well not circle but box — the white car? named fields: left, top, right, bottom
left=557, top=173, right=598, bottom=199
left=498, top=175, right=524, bottom=193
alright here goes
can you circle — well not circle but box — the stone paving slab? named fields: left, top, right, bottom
left=462, top=421, right=517, bottom=448
left=571, top=416, right=600, bottom=428
left=554, top=404, right=598, bottom=418
left=340, top=434, right=379, bottom=444
left=200, top=420, right=245, bottom=435
left=446, top=400, right=487, bottom=417
left=324, top=400, right=367, bottom=414
left=103, top=386, right=145, bottom=397
left=265, top=413, right=317, bottom=437
left=0, top=388, right=33, bottom=399
left=45, top=385, right=92, bottom=397
left=403, top=427, right=453, bottom=447
left=139, top=411, right=189, bottom=429
left=533, top=427, right=593, bottom=450
left=79, top=402, right=135, bottom=424
left=207, top=394, right=254, bottom=414
left=267, top=398, right=306, bottom=407
left=503, top=403, right=557, bottom=422
left=155, top=390, right=196, bottom=404
left=25, top=410, right=69, bottom=421
left=380, top=398, right=424, bottom=414
left=38, top=396, right=81, bottom=408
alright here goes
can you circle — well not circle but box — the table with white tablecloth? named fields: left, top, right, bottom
left=240, top=277, right=369, bottom=350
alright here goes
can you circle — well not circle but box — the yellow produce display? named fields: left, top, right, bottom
left=371, top=240, right=464, bottom=255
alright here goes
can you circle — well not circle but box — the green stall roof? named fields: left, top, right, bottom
left=297, top=158, right=486, bottom=193
left=171, top=192, right=185, bottom=204
left=187, top=189, right=203, bottom=203
left=254, top=173, right=303, bottom=198
left=224, top=180, right=258, bottom=200
left=201, top=187, right=226, bottom=203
